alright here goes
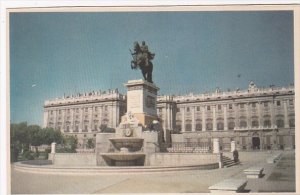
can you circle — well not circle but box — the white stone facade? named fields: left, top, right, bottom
left=157, top=82, right=295, bottom=150
left=44, top=82, right=295, bottom=150
left=44, top=89, right=126, bottom=137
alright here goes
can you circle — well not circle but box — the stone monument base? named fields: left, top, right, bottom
left=133, top=113, right=158, bottom=127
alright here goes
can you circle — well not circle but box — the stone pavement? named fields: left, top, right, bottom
left=11, top=151, right=295, bottom=194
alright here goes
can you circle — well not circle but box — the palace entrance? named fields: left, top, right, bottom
left=252, top=137, right=260, bottom=150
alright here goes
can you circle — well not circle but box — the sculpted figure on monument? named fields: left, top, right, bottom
left=130, top=41, right=155, bottom=83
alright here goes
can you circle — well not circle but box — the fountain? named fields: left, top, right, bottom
left=100, top=112, right=148, bottom=166
left=97, top=80, right=161, bottom=166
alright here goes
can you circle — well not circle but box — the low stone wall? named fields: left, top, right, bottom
left=149, top=153, right=218, bottom=167
left=49, top=153, right=97, bottom=166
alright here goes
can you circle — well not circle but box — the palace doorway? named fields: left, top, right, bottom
left=252, top=137, right=260, bottom=150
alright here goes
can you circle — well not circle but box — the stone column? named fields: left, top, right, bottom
left=235, top=104, right=239, bottom=130
left=270, top=101, right=275, bottom=127
left=99, top=106, right=103, bottom=126
left=202, top=107, right=206, bottom=131
left=283, top=100, right=289, bottom=128
left=258, top=102, right=262, bottom=128
left=224, top=104, right=228, bottom=131
left=181, top=107, right=185, bottom=132
left=80, top=107, right=84, bottom=132
left=166, top=105, right=170, bottom=130
left=192, top=107, right=196, bottom=132
left=213, top=138, right=220, bottom=153
left=246, top=103, right=250, bottom=129
left=116, top=102, right=120, bottom=125
left=51, top=142, right=56, bottom=154
left=89, top=107, right=93, bottom=132
left=231, top=141, right=236, bottom=152
left=213, top=106, right=217, bottom=131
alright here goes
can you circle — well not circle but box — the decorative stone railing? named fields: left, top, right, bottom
left=45, top=92, right=125, bottom=107
left=157, top=85, right=294, bottom=103
left=234, top=125, right=277, bottom=131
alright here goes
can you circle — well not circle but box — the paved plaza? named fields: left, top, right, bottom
left=11, top=151, right=295, bottom=194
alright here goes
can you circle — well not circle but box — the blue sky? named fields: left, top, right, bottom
left=10, top=11, right=294, bottom=126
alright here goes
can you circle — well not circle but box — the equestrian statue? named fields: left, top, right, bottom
left=130, top=41, right=155, bottom=83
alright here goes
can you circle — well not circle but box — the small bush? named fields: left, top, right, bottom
left=23, top=151, right=34, bottom=160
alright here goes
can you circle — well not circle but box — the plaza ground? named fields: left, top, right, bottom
left=11, top=151, right=295, bottom=194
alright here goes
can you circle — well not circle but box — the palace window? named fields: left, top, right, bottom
left=186, top=107, right=190, bottom=112
left=207, top=106, right=211, bottom=111
left=218, top=105, right=221, bottom=110
left=95, top=115, right=98, bottom=118
left=85, top=108, right=88, bottom=112
left=206, top=123, right=213, bottom=131
left=95, top=107, right=98, bottom=111
left=289, top=118, right=295, bottom=127
left=252, top=103, right=256, bottom=108
left=289, top=100, right=294, bottom=106
left=264, top=102, right=268, bottom=107
left=252, top=121, right=259, bottom=128
left=277, top=101, right=281, bottom=106
left=196, top=123, right=202, bottom=131
left=264, top=120, right=271, bottom=127
left=217, top=122, right=224, bottom=130
left=66, top=126, right=69, bottom=132
left=84, top=125, right=88, bottom=131
left=67, top=109, right=70, bottom=114
left=59, top=110, right=61, bottom=114
left=104, top=106, right=108, bottom=111
left=229, top=104, right=233, bottom=109
left=240, top=121, right=247, bottom=128
left=76, top=108, right=79, bottom=113
left=176, top=108, right=180, bottom=113
left=228, top=122, right=235, bottom=130
left=50, top=111, right=53, bottom=115
left=276, top=119, right=284, bottom=128
left=196, top=106, right=200, bottom=111
left=94, top=125, right=98, bottom=131
left=75, top=125, right=79, bottom=132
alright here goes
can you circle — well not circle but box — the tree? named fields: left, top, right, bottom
left=64, top=135, right=78, bottom=152
left=86, top=138, right=95, bottom=149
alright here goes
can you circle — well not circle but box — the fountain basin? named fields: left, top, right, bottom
left=109, top=137, right=144, bottom=152
left=101, top=153, right=145, bottom=161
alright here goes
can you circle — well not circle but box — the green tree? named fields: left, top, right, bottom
left=64, top=135, right=78, bottom=152
left=86, top=138, right=95, bottom=149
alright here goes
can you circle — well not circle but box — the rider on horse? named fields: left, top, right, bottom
left=130, top=41, right=155, bottom=83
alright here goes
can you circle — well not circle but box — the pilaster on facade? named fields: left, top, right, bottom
left=270, top=100, right=275, bottom=128
left=191, top=106, right=196, bottom=132
left=212, top=106, right=217, bottom=131
left=235, top=104, right=239, bottom=129
left=246, top=103, right=250, bottom=129
left=202, top=107, right=206, bottom=131
left=181, top=107, right=185, bottom=132
left=283, top=100, right=289, bottom=128
left=223, top=104, right=228, bottom=131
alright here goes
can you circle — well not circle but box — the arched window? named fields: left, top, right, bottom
left=276, top=119, right=284, bottom=128
left=240, top=121, right=247, bottom=128
left=217, top=122, right=224, bottom=130
left=175, top=120, right=182, bottom=131
left=196, top=123, right=202, bottom=131
left=228, top=122, right=235, bottom=130
left=185, top=120, right=192, bottom=131
left=264, top=120, right=271, bottom=127
left=206, top=123, right=213, bottom=131
left=289, top=118, right=295, bottom=127
left=206, top=118, right=213, bottom=131
left=252, top=120, right=259, bottom=128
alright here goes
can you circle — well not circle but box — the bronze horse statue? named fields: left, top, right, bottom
left=130, top=41, right=154, bottom=83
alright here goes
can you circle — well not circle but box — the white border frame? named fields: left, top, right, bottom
left=1, top=1, right=300, bottom=195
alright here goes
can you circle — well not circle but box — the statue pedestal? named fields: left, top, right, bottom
left=124, top=79, right=159, bottom=127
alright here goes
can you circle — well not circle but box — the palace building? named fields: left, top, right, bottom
left=44, top=81, right=295, bottom=150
